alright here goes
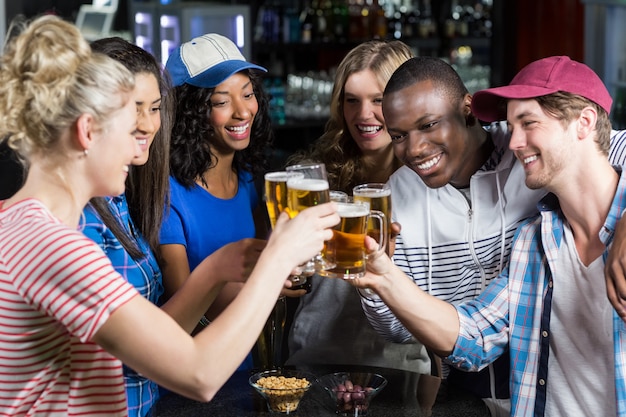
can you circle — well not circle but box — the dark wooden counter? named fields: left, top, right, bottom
left=150, top=364, right=490, bottom=417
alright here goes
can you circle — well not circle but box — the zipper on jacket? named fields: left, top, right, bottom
left=467, top=204, right=488, bottom=293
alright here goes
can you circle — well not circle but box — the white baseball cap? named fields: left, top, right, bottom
left=165, top=33, right=267, bottom=88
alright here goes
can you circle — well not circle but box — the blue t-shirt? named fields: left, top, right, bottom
left=160, top=170, right=259, bottom=370
left=160, top=171, right=258, bottom=271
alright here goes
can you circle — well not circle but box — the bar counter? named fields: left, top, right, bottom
left=151, top=364, right=490, bottom=417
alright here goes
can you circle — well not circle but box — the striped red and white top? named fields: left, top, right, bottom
left=0, top=199, right=138, bottom=416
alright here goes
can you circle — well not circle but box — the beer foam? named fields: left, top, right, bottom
left=337, top=203, right=369, bottom=218
left=354, top=188, right=392, bottom=197
left=265, top=171, right=303, bottom=182
left=287, top=178, right=329, bottom=191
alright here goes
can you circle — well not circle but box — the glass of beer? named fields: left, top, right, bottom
left=265, top=171, right=304, bottom=229
left=264, top=171, right=309, bottom=289
left=285, top=162, right=333, bottom=273
left=255, top=171, right=305, bottom=370
left=353, top=183, right=392, bottom=255
left=320, top=198, right=387, bottom=279
left=330, top=190, right=349, bottom=202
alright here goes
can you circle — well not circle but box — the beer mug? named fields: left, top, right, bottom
left=264, top=171, right=304, bottom=228
left=330, top=190, right=349, bottom=202
left=320, top=198, right=387, bottom=279
left=285, top=177, right=331, bottom=216
left=265, top=171, right=309, bottom=287
left=353, top=183, right=392, bottom=254
left=286, top=162, right=334, bottom=273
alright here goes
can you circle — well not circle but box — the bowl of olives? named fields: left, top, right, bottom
left=318, top=372, right=387, bottom=416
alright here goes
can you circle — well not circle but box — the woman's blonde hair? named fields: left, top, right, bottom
left=288, top=40, right=413, bottom=192
left=0, top=15, right=135, bottom=161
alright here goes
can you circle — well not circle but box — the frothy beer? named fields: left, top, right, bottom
left=265, top=171, right=303, bottom=228
left=286, top=178, right=330, bottom=218
left=323, top=202, right=370, bottom=277
left=353, top=184, right=392, bottom=251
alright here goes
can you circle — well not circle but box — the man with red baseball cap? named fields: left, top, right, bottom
left=472, top=55, right=613, bottom=123
left=353, top=55, right=626, bottom=417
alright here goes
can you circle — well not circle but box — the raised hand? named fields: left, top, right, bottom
left=211, top=238, right=266, bottom=283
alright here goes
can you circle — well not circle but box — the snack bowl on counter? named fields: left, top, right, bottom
left=249, top=369, right=315, bottom=414
left=318, top=371, right=388, bottom=416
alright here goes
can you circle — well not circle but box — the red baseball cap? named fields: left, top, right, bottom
left=471, top=56, right=612, bottom=122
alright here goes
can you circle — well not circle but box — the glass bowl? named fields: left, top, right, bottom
left=318, top=372, right=388, bottom=416
left=249, top=369, right=315, bottom=414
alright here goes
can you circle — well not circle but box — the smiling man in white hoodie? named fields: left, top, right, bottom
left=357, top=56, right=626, bottom=417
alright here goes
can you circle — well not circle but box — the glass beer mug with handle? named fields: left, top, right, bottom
left=353, top=183, right=392, bottom=255
left=320, top=198, right=387, bottom=279
left=285, top=162, right=334, bottom=273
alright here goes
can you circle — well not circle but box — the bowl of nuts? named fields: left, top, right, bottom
left=249, top=369, right=315, bottom=414
left=318, top=372, right=388, bottom=416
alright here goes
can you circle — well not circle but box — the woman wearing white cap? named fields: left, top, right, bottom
left=159, top=34, right=289, bottom=370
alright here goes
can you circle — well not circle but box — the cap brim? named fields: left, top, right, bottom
left=187, top=60, right=267, bottom=88
left=472, top=85, right=559, bottom=122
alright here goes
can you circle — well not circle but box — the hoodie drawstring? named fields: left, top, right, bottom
left=426, top=189, right=433, bottom=295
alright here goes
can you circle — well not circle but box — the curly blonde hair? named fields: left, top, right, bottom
left=288, top=40, right=413, bottom=192
left=0, top=15, right=135, bottom=162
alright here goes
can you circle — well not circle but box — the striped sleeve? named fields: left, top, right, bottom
left=610, top=129, right=626, bottom=166
left=5, top=217, right=137, bottom=342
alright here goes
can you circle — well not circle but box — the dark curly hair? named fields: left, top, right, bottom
left=169, top=69, right=273, bottom=187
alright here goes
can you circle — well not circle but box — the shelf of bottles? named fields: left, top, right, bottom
left=254, top=0, right=493, bottom=58
left=254, top=0, right=494, bottom=125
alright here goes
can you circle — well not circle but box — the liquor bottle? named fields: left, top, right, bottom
left=370, top=0, right=387, bottom=39
left=348, top=0, right=365, bottom=42
left=320, top=0, right=335, bottom=42
left=299, top=0, right=316, bottom=43
left=444, top=0, right=458, bottom=39
left=282, top=7, right=301, bottom=43
left=388, top=4, right=402, bottom=39
left=267, top=77, right=286, bottom=125
left=400, top=0, right=418, bottom=39
left=473, top=0, right=493, bottom=38
left=262, top=0, right=281, bottom=43
left=332, top=0, right=349, bottom=42
left=311, top=0, right=328, bottom=42
left=418, top=0, right=436, bottom=39
left=359, top=0, right=371, bottom=41
left=458, top=3, right=472, bottom=38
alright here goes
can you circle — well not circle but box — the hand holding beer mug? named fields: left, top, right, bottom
left=353, top=183, right=392, bottom=256
left=285, top=162, right=334, bottom=274
left=320, top=198, right=387, bottom=279
left=255, top=171, right=304, bottom=370
left=264, top=171, right=309, bottom=288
